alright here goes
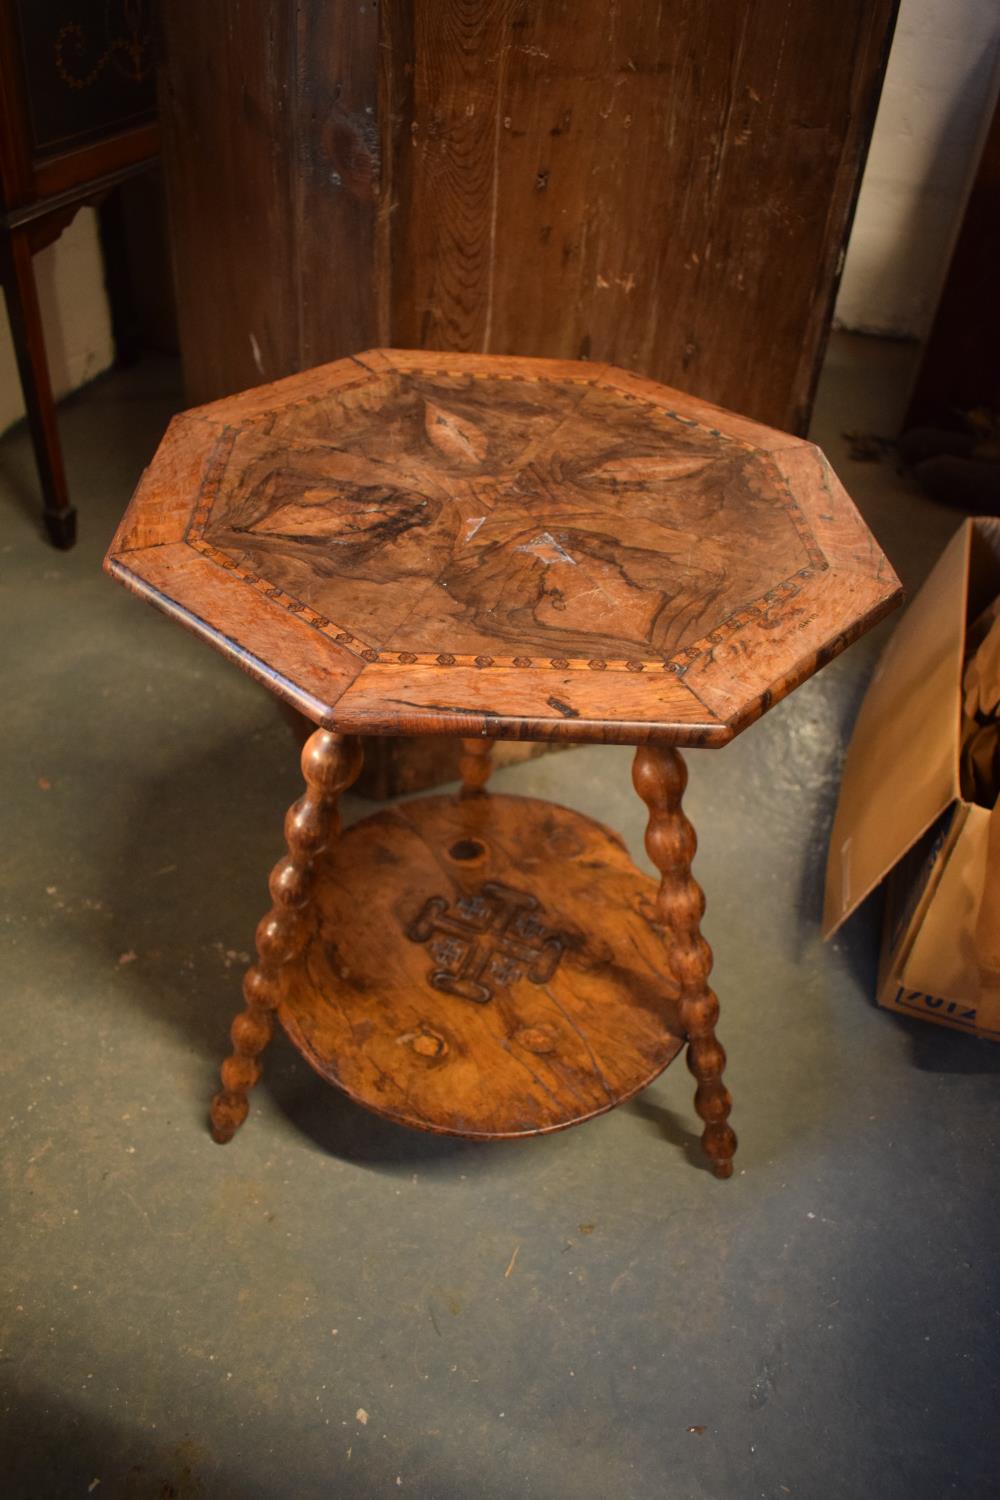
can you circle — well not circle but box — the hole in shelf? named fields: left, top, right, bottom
left=448, top=838, right=486, bottom=862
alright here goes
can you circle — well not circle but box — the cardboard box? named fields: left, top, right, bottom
left=823, top=517, right=1000, bottom=1040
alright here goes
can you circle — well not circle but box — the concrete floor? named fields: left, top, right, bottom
left=1, top=337, right=998, bottom=1499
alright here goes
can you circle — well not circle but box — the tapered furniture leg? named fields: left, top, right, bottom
left=632, top=744, right=737, bottom=1178
left=459, top=737, right=494, bottom=797
left=0, top=228, right=76, bottom=548
left=210, top=729, right=364, bottom=1142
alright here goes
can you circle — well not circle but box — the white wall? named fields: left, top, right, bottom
left=835, top=0, right=1000, bottom=339
left=0, top=207, right=115, bottom=434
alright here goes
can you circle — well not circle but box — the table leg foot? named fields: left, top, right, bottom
left=632, top=743, right=737, bottom=1179
left=459, top=736, right=494, bottom=797
left=43, top=504, right=77, bottom=549
left=210, top=986, right=274, bottom=1143
left=688, top=1034, right=737, bottom=1177
left=209, top=728, right=363, bottom=1142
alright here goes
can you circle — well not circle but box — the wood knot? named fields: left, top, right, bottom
left=448, top=837, right=487, bottom=862
left=514, top=1024, right=558, bottom=1054
left=545, top=825, right=583, bottom=857
left=401, top=1027, right=448, bottom=1059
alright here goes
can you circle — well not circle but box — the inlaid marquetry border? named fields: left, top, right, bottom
left=181, top=367, right=830, bottom=678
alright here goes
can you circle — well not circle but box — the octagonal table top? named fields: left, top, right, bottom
left=105, top=348, right=902, bottom=746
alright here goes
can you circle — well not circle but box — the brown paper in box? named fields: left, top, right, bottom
left=961, top=596, right=1000, bottom=804
left=823, top=517, right=1000, bottom=1040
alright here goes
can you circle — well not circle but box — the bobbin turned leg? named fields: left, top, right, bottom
left=210, top=729, right=363, bottom=1143
left=632, top=744, right=737, bottom=1178
left=459, top=737, right=494, bottom=797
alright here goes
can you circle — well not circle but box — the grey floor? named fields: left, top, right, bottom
left=1, top=337, right=998, bottom=1500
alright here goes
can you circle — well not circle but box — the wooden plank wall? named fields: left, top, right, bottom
left=385, top=0, right=898, bottom=433
left=159, top=2, right=298, bottom=401
left=160, top=0, right=896, bottom=433
left=159, top=1, right=382, bottom=402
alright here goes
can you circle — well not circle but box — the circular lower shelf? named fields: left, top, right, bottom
left=279, top=792, right=685, bottom=1139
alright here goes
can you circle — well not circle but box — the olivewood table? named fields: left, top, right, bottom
left=105, top=350, right=901, bottom=1177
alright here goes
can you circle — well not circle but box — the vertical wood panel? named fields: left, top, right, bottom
left=294, top=1, right=381, bottom=368
left=159, top=0, right=382, bottom=403
left=158, top=2, right=298, bottom=402
left=389, top=0, right=519, bottom=353
left=159, top=1, right=896, bottom=426
left=387, top=0, right=897, bottom=433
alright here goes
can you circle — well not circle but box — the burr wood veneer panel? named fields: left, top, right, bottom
left=106, top=349, right=902, bottom=746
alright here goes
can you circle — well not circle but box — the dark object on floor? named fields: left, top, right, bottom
left=103, top=348, right=901, bottom=1180
left=910, top=456, right=1000, bottom=513
left=843, top=429, right=897, bottom=462
left=897, top=426, right=977, bottom=467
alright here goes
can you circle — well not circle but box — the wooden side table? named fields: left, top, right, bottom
left=105, top=350, right=901, bottom=1177
left=0, top=1, right=157, bottom=547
